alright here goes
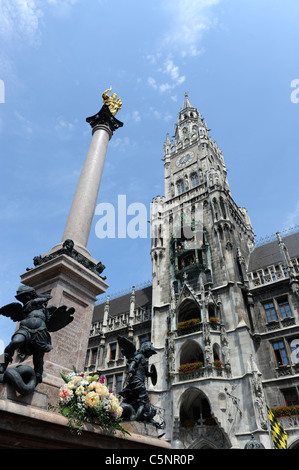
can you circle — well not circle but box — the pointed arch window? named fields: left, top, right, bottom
left=179, top=389, right=215, bottom=428
left=178, top=298, right=201, bottom=323
left=213, top=198, right=219, bottom=220
left=177, top=179, right=185, bottom=195
left=191, top=172, right=199, bottom=188
left=220, top=197, right=227, bottom=219
left=213, top=344, right=221, bottom=362
left=179, top=339, right=204, bottom=366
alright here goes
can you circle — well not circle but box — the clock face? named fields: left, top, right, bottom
left=176, top=152, right=194, bottom=168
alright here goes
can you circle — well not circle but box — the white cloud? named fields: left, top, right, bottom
left=110, top=136, right=135, bottom=152
left=0, top=0, right=80, bottom=47
left=161, top=58, right=185, bottom=86
left=55, top=117, right=75, bottom=132
left=121, top=110, right=142, bottom=124
left=147, top=54, right=158, bottom=65
left=159, top=83, right=172, bottom=93
left=147, top=57, right=185, bottom=94
left=15, top=110, right=33, bottom=136
left=162, top=0, right=221, bottom=56
left=0, top=340, right=4, bottom=355
left=46, top=0, right=80, bottom=17
left=145, top=1, right=220, bottom=97
left=163, top=59, right=181, bottom=82
left=0, top=0, right=42, bottom=46
left=132, top=111, right=141, bottom=122
left=148, top=77, right=158, bottom=90
left=149, top=107, right=173, bottom=122
left=46, top=0, right=78, bottom=5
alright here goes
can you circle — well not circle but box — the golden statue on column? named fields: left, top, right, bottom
left=102, top=85, right=122, bottom=116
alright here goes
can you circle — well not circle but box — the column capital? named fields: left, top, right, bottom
left=86, top=104, right=123, bottom=137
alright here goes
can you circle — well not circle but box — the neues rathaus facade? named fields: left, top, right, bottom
left=85, top=94, right=299, bottom=449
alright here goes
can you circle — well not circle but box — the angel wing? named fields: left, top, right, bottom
left=0, top=302, right=24, bottom=322
left=117, top=335, right=136, bottom=360
left=47, top=305, right=75, bottom=332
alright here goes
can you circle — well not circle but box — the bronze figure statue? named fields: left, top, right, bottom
left=102, top=85, right=122, bottom=116
left=117, top=335, right=162, bottom=428
left=0, top=285, right=75, bottom=394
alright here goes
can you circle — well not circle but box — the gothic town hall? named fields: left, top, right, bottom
left=86, top=94, right=299, bottom=449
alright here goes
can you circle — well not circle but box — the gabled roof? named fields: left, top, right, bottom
left=92, top=285, right=152, bottom=323
left=248, top=231, right=299, bottom=272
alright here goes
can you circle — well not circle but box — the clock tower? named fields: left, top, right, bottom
left=149, top=94, right=268, bottom=448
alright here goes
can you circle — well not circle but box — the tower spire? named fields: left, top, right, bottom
left=183, top=92, right=192, bottom=109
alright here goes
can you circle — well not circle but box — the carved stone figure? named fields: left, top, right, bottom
left=0, top=285, right=75, bottom=394
left=165, top=331, right=175, bottom=374
left=255, top=392, right=268, bottom=430
left=205, top=343, right=213, bottom=368
left=250, top=355, right=268, bottom=430
left=117, top=335, right=162, bottom=428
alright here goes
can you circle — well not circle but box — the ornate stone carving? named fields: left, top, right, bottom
left=250, top=355, right=268, bottom=430
left=27, top=239, right=107, bottom=280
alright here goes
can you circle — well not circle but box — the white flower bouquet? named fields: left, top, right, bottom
left=57, top=369, right=127, bottom=436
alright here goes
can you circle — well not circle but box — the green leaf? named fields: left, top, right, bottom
left=60, top=371, right=69, bottom=383
left=61, top=406, right=72, bottom=417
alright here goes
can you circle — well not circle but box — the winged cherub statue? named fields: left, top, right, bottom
left=0, top=285, right=75, bottom=388
left=117, top=335, right=162, bottom=428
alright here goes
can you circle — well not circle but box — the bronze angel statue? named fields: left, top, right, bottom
left=117, top=335, right=163, bottom=428
left=0, top=285, right=75, bottom=393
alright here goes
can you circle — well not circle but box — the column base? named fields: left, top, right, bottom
left=49, top=241, right=95, bottom=261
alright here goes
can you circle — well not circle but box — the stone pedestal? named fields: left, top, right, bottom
left=0, top=382, right=48, bottom=409
left=122, top=421, right=160, bottom=439
left=0, top=398, right=172, bottom=449
left=19, top=253, right=108, bottom=404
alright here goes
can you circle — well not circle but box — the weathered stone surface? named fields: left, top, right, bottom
left=0, top=382, right=48, bottom=409
left=122, top=421, right=159, bottom=438
left=0, top=398, right=171, bottom=449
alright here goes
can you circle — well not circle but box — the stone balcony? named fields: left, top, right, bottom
left=172, top=365, right=227, bottom=384
left=248, top=257, right=299, bottom=289
left=277, top=415, right=299, bottom=431
left=89, top=309, right=152, bottom=337
left=275, top=362, right=299, bottom=378
left=248, top=262, right=289, bottom=288
left=175, top=321, right=220, bottom=337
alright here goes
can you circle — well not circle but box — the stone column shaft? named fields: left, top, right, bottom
left=62, top=124, right=111, bottom=250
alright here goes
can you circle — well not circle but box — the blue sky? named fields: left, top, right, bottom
left=0, top=0, right=299, bottom=352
